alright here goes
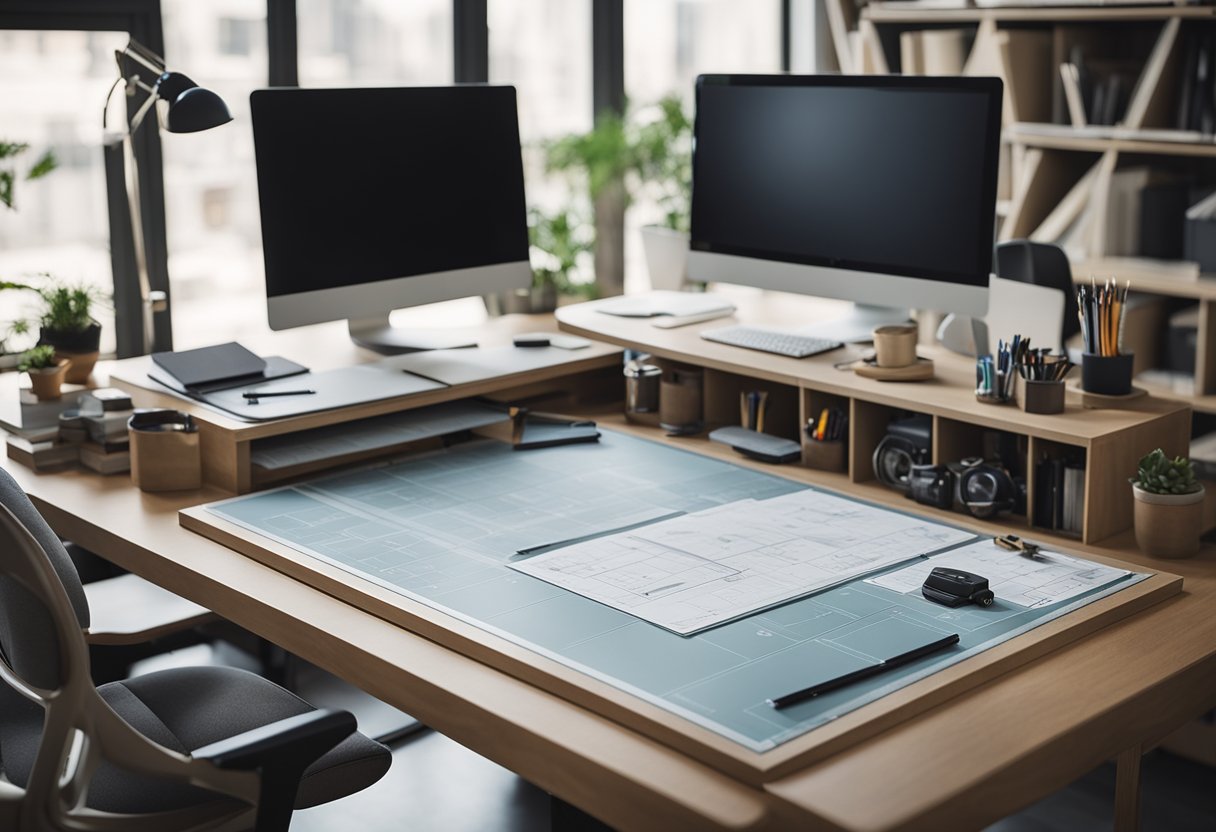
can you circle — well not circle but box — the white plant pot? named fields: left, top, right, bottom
left=1132, top=483, right=1205, bottom=559
left=641, top=225, right=689, bottom=292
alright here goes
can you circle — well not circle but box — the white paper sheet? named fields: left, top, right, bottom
left=865, top=539, right=1130, bottom=608
left=510, top=489, right=974, bottom=635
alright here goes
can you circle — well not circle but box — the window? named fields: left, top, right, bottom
left=490, top=0, right=592, bottom=212
left=0, top=30, right=128, bottom=358
left=623, top=0, right=781, bottom=292
left=160, top=1, right=269, bottom=348
left=297, top=0, right=453, bottom=87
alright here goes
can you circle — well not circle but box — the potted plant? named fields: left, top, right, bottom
left=33, top=278, right=104, bottom=383
left=1131, top=449, right=1206, bottom=558
left=633, top=96, right=693, bottom=292
left=18, top=344, right=68, bottom=401
left=486, top=207, right=597, bottom=315
left=546, top=95, right=694, bottom=296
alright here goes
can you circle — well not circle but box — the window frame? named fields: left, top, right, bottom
left=0, top=0, right=794, bottom=354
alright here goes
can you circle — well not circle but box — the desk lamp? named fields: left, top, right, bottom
left=103, top=38, right=232, bottom=354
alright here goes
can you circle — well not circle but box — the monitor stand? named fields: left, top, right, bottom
left=797, top=303, right=914, bottom=344
left=348, top=316, right=478, bottom=355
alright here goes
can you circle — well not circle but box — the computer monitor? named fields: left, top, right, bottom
left=688, top=74, right=1002, bottom=341
left=250, top=86, right=531, bottom=353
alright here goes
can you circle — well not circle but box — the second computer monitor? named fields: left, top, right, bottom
left=689, top=74, right=1002, bottom=335
left=251, top=85, right=531, bottom=353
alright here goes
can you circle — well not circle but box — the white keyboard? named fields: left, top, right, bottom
left=700, top=325, right=843, bottom=359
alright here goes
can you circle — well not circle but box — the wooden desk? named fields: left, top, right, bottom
left=6, top=311, right=1215, bottom=831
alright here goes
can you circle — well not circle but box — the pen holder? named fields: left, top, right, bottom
left=1017, top=377, right=1065, bottom=415
left=803, top=438, right=846, bottom=473
left=1081, top=352, right=1134, bottom=397
left=128, top=409, right=201, bottom=492
left=659, top=364, right=704, bottom=435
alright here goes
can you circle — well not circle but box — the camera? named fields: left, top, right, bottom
left=872, top=414, right=932, bottom=493
left=908, top=457, right=1023, bottom=519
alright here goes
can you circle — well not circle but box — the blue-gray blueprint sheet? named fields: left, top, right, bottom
left=204, top=431, right=1146, bottom=752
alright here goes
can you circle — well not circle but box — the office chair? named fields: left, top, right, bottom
left=994, top=240, right=1080, bottom=343
left=0, top=470, right=391, bottom=831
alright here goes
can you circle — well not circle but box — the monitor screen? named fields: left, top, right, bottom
left=691, top=75, right=1001, bottom=289
left=251, top=86, right=529, bottom=301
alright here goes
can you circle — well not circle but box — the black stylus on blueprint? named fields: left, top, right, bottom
left=767, top=633, right=960, bottom=709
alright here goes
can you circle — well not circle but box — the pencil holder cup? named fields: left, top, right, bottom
left=803, top=438, right=846, bottom=473
left=659, top=364, right=704, bottom=435
left=1017, top=378, right=1065, bottom=415
left=1081, top=352, right=1134, bottom=396
left=128, top=409, right=201, bottom=492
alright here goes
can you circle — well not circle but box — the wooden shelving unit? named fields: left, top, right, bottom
left=557, top=297, right=1192, bottom=546
left=828, top=0, right=1216, bottom=417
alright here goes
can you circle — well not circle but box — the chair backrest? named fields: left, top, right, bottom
left=0, top=469, right=89, bottom=692
left=994, top=240, right=1081, bottom=343
left=0, top=474, right=257, bottom=831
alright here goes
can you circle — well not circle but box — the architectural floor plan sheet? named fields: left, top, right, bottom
left=511, top=490, right=974, bottom=634
left=866, top=539, right=1130, bottom=608
left=202, top=431, right=1147, bottom=752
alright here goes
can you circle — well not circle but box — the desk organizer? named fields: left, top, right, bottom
left=1018, top=378, right=1065, bottom=415
left=803, top=438, right=846, bottom=473
left=129, top=410, right=201, bottom=492
left=1081, top=352, right=1134, bottom=396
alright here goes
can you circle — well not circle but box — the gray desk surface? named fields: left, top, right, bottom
left=206, top=431, right=1143, bottom=752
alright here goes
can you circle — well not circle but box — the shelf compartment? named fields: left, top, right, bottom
left=703, top=368, right=800, bottom=440
left=1028, top=437, right=1087, bottom=538
left=850, top=400, right=930, bottom=487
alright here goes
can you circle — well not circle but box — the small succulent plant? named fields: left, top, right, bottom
left=1131, top=449, right=1201, bottom=496
left=17, top=344, right=57, bottom=373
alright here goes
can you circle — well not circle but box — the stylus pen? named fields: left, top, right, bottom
left=766, top=633, right=960, bottom=709
left=242, top=389, right=316, bottom=399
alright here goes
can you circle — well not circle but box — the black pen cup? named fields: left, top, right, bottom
left=1081, top=352, right=1134, bottom=396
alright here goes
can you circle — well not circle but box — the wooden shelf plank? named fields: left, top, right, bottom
left=1006, top=128, right=1216, bottom=158
left=1072, top=258, right=1216, bottom=301
left=864, top=3, right=1216, bottom=24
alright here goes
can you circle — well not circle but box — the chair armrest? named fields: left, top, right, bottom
left=193, top=709, right=357, bottom=832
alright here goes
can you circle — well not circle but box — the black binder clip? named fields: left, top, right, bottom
left=922, top=567, right=995, bottom=608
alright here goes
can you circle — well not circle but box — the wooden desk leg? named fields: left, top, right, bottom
left=1114, top=744, right=1144, bottom=832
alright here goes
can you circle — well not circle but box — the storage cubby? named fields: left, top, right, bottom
left=1028, top=437, right=1088, bottom=538
left=933, top=417, right=1031, bottom=522
left=849, top=401, right=930, bottom=486
left=702, top=369, right=800, bottom=440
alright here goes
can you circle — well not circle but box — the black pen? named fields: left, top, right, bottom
left=767, top=633, right=960, bottom=709
left=242, top=389, right=316, bottom=400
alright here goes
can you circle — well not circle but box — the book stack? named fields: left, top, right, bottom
left=78, top=388, right=134, bottom=475
left=2, top=388, right=90, bottom=472
left=1034, top=456, right=1086, bottom=537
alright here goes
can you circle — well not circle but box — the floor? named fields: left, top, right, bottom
left=131, top=646, right=1215, bottom=832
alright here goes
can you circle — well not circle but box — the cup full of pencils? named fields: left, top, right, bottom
left=1077, top=277, right=1134, bottom=396
left=1015, top=348, right=1071, bottom=415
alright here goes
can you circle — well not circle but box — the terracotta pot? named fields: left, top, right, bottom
left=27, top=360, right=69, bottom=401
left=57, top=350, right=99, bottom=384
left=1132, top=484, right=1205, bottom=559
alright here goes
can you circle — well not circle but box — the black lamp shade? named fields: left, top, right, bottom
left=161, top=77, right=232, bottom=133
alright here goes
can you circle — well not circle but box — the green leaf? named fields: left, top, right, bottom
left=25, top=150, right=56, bottom=181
